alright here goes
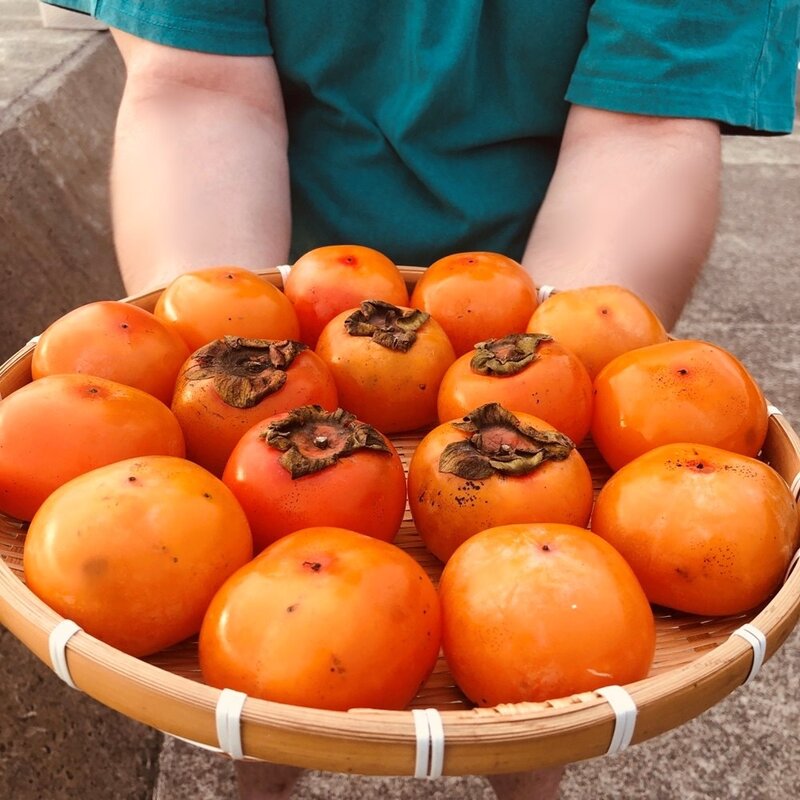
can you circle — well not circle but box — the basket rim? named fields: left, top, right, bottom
left=1, top=265, right=798, bottom=776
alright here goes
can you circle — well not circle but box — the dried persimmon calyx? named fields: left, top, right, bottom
left=264, top=405, right=391, bottom=478
left=182, top=337, right=308, bottom=408
left=470, top=333, right=552, bottom=376
left=440, top=402, right=574, bottom=479
left=343, top=300, right=430, bottom=352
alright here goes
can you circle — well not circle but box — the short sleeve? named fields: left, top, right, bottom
left=566, top=0, right=800, bottom=134
left=42, top=1, right=272, bottom=56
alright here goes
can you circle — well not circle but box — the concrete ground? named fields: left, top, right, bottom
left=1, top=2, right=799, bottom=798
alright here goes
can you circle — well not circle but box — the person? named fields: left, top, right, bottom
left=42, top=2, right=800, bottom=799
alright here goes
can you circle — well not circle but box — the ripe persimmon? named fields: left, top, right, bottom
left=410, top=251, right=538, bottom=356
left=439, top=522, right=655, bottom=706
left=32, top=301, right=190, bottom=405
left=592, top=340, right=768, bottom=470
left=526, top=285, right=668, bottom=380
left=409, top=404, right=593, bottom=562
left=284, top=245, right=409, bottom=347
left=199, top=526, right=441, bottom=711
left=171, top=337, right=338, bottom=475
left=154, top=266, right=299, bottom=352
left=437, top=333, right=593, bottom=443
left=315, top=300, right=456, bottom=433
left=591, top=443, right=800, bottom=615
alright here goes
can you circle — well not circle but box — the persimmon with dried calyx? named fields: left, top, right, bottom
left=32, top=300, right=191, bottom=404
left=315, top=300, right=456, bottom=433
left=0, top=374, right=185, bottom=521
left=154, top=266, right=300, bottom=352
left=284, top=244, right=409, bottom=348
left=591, top=339, right=768, bottom=471
left=223, top=406, right=407, bottom=552
left=437, top=333, right=593, bottom=443
left=409, top=403, right=593, bottom=562
left=439, top=523, right=656, bottom=706
left=24, top=456, right=253, bottom=657
left=591, top=443, right=800, bottom=616
left=526, top=285, right=668, bottom=380
left=410, top=251, right=538, bottom=356
left=199, top=526, right=442, bottom=711
left=171, top=337, right=337, bottom=475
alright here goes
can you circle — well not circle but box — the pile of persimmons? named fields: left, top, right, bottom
left=1, top=246, right=798, bottom=713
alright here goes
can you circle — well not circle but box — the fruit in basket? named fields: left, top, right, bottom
left=526, top=285, right=668, bottom=380
left=0, top=374, right=185, bottom=521
left=223, top=406, right=406, bottom=552
left=154, top=266, right=300, bottom=352
left=31, top=301, right=191, bottom=405
left=591, top=340, right=768, bottom=470
left=315, top=300, right=456, bottom=433
left=409, top=404, right=593, bottom=562
left=23, top=456, right=253, bottom=657
left=436, top=333, right=594, bottom=443
left=199, top=526, right=441, bottom=711
left=410, top=251, right=538, bottom=356
left=284, top=245, right=410, bottom=348
left=439, top=523, right=656, bottom=706
left=171, top=337, right=338, bottom=475
left=591, top=443, right=800, bottom=616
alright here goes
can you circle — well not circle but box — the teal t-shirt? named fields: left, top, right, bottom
left=48, top=1, right=800, bottom=264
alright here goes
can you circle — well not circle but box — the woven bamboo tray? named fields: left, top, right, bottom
left=1, top=266, right=799, bottom=776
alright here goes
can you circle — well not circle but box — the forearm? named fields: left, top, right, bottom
left=110, top=38, right=290, bottom=295
left=523, top=105, right=721, bottom=329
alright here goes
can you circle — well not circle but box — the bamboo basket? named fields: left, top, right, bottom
left=0, top=266, right=799, bottom=776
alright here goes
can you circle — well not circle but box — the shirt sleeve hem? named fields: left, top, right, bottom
left=42, top=0, right=272, bottom=56
left=566, top=74, right=796, bottom=136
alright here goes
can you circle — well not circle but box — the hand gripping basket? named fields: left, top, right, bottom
left=1, top=267, right=799, bottom=777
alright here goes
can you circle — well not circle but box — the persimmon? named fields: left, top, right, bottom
left=592, top=340, right=768, bottom=470
left=409, top=404, right=593, bottom=562
left=24, top=456, right=253, bottom=657
left=199, top=526, right=442, bottom=711
left=591, top=443, right=800, bottom=615
left=315, top=300, right=456, bottom=433
left=171, top=337, right=338, bottom=475
left=284, top=245, right=409, bottom=347
left=32, top=301, right=190, bottom=404
left=223, top=406, right=407, bottom=552
left=526, top=286, right=668, bottom=380
left=439, top=523, right=655, bottom=706
left=437, top=333, right=593, bottom=443
left=0, top=374, right=185, bottom=521
left=410, top=251, right=537, bottom=356
left=154, top=266, right=299, bottom=352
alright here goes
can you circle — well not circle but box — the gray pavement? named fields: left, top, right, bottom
left=1, top=3, right=799, bottom=798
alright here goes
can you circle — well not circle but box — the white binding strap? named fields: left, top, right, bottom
left=215, top=689, right=248, bottom=759
left=596, top=685, right=637, bottom=755
left=275, top=264, right=292, bottom=288
left=790, top=472, right=800, bottom=502
left=412, top=708, right=445, bottom=778
left=536, top=284, right=556, bottom=305
left=48, top=619, right=82, bottom=689
left=731, top=624, right=767, bottom=685
left=785, top=549, right=800, bottom=584
left=766, top=405, right=782, bottom=417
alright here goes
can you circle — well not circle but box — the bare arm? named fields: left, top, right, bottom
left=523, top=105, right=721, bottom=329
left=110, top=30, right=291, bottom=295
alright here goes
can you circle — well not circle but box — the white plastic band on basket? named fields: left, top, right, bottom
left=536, top=284, right=556, bottom=305
left=731, top=623, right=767, bottom=686
left=48, top=619, right=82, bottom=690
left=215, top=689, right=248, bottom=759
left=596, top=685, right=638, bottom=755
left=790, top=472, right=800, bottom=502
left=275, top=264, right=292, bottom=288
left=412, top=707, right=445, bottom=779
left=785, top=549, right=800, bottom=584
left=767, top=404, right=783, bottom=417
